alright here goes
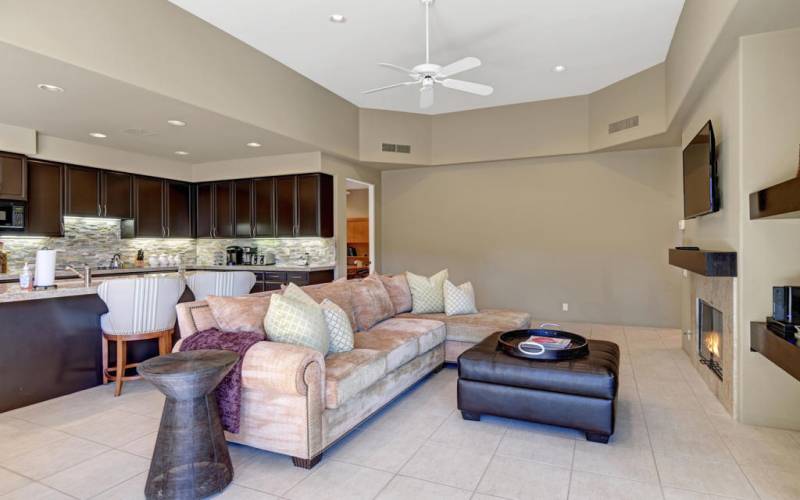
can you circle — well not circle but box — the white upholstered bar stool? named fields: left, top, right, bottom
left=97, top=276, right=186, bottom=396
left=186, top=271, right=256, bottom=301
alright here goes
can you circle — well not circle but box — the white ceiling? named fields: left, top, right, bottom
left=169, top=0, right=685, bottom=115
left=0, top=42, right=313, bottom=164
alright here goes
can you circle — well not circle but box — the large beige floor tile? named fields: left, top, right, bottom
left=477, top=455, right=570, bottom=500
left=91, top=471, right=146, bottom=500
left=216, top=484, right=280, bottom=499
left=0, top=435, right=109, bottom=480
left=284, top=460, right=392, bottom=500
left=721, top=429, right=800, bottom=469
left=572, top=441, right=659, bottom=483
left=655, top=454, right=756, bottom=499
left=644, top=407, right=733, bottom=463
left=741, top=463, right=800, bottom=500
left=119, top=432, right=157, bottom=459
left=400, top=442, right=492, bottom=490
left=636, top=376, right=700, bottom=410
left=56, top=409, right=159, bottom=448
left=40, top=450, right=148, bottom=499
left=0, top=467, right=31, bottom=495
left=568, top=470, right=662, bottom=500
left=1, top=482, right=73, bottom=500
left=608, top=416, right=651, bottom=448
left=495, top=428, right=575, bottom=468
left=328, top=425, right=428, bottom=472
left=429, top=411, right=507, bottom=453
left=232, top=449, right=312, bottom=496
left=0, top=421, right=70, bottom=461
left=662, top=487, right=737, bottom=500
left=376, top=476, right=472, bottom=500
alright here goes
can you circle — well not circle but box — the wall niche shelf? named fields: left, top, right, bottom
left=751, top=322, right=800, bottom=383
left=749, top=175, right=800, bottom=219
left=668, top=248, right=737, bottom=277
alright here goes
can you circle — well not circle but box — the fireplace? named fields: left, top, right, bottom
left=698, top=299, right=723, bottom=379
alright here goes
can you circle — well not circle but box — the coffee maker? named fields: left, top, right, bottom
left=225, top=246, right=243, bottom=265
left=242, top=247, right=254, bottom=265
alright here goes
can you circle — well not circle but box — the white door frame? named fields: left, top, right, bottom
left=346, top=178, right=375, bottom=274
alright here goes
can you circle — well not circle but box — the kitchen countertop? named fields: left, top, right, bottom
left=0, top=264, right=336, bottom=303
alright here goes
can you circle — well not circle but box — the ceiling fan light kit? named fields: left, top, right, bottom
left=362, top=0, right=494, bottom=109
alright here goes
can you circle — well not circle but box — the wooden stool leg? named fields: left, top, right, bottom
left=115, top=338, right=127, bottom=397
left=101, top=335, right=109, bottom=385
left=159, top=332, right=172, bottom=355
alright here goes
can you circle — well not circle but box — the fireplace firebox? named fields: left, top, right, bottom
left=698, top=299, right=723, bottom=379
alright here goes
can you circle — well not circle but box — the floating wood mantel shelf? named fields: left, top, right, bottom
left=750, top=175, right=800, bottom=219
left=668, top=248, right=737, bottom=277
left=751, top=322, right=800, bottom=383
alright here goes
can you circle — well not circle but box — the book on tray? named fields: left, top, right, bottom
left=523, top=336, right=572, bottom=350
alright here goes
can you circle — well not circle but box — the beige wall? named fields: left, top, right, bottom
left=738, top=27, right=800, bottom=429
left=192, top=152, right=321, bottom=182
left=347, top=189, right=369, bottom=219
left=0, top=123, right=36, bottom=155
left=381, top=147, right=683, bottom=327
left=359, top=109, right=432, bottom=166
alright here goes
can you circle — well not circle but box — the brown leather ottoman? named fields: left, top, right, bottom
left=457, top=332, right=620, bottom=443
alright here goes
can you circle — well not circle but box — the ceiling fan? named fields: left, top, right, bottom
left=362, top=0, right=493, bottom=110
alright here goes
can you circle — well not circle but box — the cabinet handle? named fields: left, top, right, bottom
left=161, top=226, right=166, bottom=238
left=97, top=203, right=102, bottom=217
left=104, top=204, right=107, bottom=217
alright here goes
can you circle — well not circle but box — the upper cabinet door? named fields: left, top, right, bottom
left=134, top=176, right=164, bottom=237
left=101, top=171, right=133, bottom=219
left=253, top=177, right=275, bottom=238
left=296, top=174, right=334, bottom=238
left=275, top=175, right=296, bottom=237
left=234, top=179, right=253, bottom=238
left=214, top=181, right=234, bottom=238
left=195, top=183, right=213, bottom=238
left=65, top=165, right=100, bottom=216
left=0, top=153, right=27, bottom=201
left=165, top=181, right=192, bottom=238
left=26, top=160, right=64, bottom=236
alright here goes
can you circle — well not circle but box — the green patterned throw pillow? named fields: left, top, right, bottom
left=264, top=293, right=329, bottom=354
left=444, top=280, right=478, bottom=316
left=321, top=299, right=354, bottom=352
left=406, top=269, right=449, bottom=314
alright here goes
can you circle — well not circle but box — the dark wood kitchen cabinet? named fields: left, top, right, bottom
left=101, top=171, right=133, bottom=219
left=253, top=177, right=275, bottom=237
left=297, top=173, right=333, bottom=237
left=133, top=176, right=165, bottom=237
left=275, top=175, right=297, bottom=237
left=195, top=183, right=213, bottom=238
left=235, top=179, right=253, bottom=238
left=26, top=160, right=64, bottom=236
left=0, top=152, right=27, bottom=200
left=165, top=181, right=193, bottom=238
left=65, top=165, right=100, bottom=217
left=214, top=181, right=235, bottom=238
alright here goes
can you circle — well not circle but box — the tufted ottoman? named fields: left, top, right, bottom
left=457, top=332, right=620, bottom=443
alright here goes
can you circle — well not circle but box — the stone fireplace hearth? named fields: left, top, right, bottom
left=683, top=274, right=736, bottom=415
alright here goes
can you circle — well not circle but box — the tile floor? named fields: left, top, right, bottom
left=2, top=324, right=800, bottom=499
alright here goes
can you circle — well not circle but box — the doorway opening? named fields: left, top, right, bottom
left=345, top=179, right=375, bottom=279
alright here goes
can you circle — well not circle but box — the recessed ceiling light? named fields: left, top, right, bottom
left=553, top=65, right=567, bottom=73
left=37, top=83, right=64, bottom=93
left=174, top=150, right=190, bottom=156
left=89, top=132, right=107, bottom=138
left=329, top=14, right=346, bottom=23
left=167, top=119, right=187, bottom=127
left=246, top=142, right=262, bottom=148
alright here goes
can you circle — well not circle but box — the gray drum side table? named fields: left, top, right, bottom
left=138, top=349, right=239, bottom=500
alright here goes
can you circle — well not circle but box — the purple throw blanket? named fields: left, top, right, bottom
left=180, top=328, right=263, bottom=433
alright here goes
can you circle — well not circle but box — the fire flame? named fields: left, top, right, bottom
left=705, top=332, right=721, bottom=357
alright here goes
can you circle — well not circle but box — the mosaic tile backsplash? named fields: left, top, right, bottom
left=0, top=217, right=335, bottom=274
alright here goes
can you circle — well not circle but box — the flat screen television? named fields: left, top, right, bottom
left=683, top=120, right=719, bottom=219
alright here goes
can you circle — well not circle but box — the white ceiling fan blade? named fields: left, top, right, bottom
left=362, top=81, right=417, bottom=94
left=378, top=62, right=417, bottom=76
left=438, top=57, right=481, bottom=78
left=441, top=79, right=494, bottom=96
left=419, top=86, right=434, bottom=109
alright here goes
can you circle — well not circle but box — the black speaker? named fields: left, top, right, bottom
left=773, top=286, right=800, bottom=324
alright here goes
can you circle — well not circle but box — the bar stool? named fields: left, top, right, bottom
left=97, top=276, right=186, bottom=396
left=186, top=271, right=256, bottom=301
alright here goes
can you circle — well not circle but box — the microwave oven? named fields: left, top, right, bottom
left=0, top=201, right=25, bottom=230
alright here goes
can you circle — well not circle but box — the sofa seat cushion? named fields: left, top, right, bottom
left=398, top=309, right=531, bottom=344
left=356, top=318, right=446, bottom=371
left=325, top=349, right=387, bottom=409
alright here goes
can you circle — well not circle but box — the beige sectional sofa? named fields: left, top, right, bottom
left=175, top=282, right=530, bottom=468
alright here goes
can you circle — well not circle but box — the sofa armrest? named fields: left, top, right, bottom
left=241, top=341, right=325, bottom=399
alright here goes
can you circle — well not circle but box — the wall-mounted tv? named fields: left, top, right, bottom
left=683, top=120, right=719, bottom=219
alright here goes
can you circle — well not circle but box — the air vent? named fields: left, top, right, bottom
left=608, top=116, right=639, bottom=134
left=381, top=142, right=411, bottom=154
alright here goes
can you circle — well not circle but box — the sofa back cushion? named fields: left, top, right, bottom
left=300, top=279, right=356, bottom=329
left=206, top=295, right=271, bottom=335
left=350, top=275, right=395, bottom=331
left=406, top=269, right=449, bottom=314
left=379, top=274, right=413, bottom=314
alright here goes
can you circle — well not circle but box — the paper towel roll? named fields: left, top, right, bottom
left=34, top=249, right=58, bottom=287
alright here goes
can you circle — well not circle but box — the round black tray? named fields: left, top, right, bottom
left=497, top=327, right=589, bottom=361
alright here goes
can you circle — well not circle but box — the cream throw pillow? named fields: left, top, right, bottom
left=444, top=280, right=478, bottom=316
left=265, top=293, right=329, bottom=354
left=321, top=299, right=354, bottom=352
left=406, top=269, right=448, bottom=314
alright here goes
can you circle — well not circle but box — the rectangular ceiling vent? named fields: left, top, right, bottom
left=608, top=115, right=639, bottom=134
left=381, top=142, right=411, bottom=154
